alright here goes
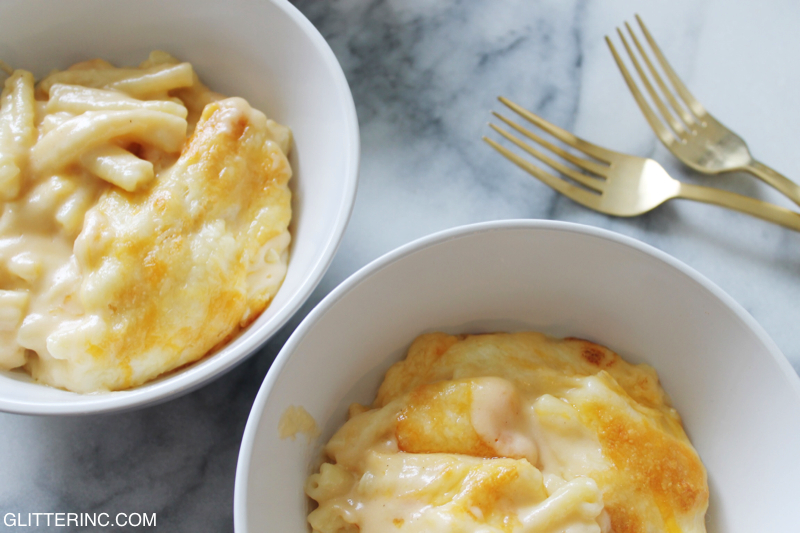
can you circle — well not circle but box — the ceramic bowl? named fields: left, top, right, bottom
left=235, top=220, right=800, bottom=533
left=0, top=0, right=359, bottom=414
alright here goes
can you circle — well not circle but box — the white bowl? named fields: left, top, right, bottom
left=235, top=220, right=800, bottom=533
left=0, top=0, right=359, bottom=414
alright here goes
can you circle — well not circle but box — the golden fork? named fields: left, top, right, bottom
left=483, top=97, right=800, bottom=231
left=607, top=15, right=800, bottom=206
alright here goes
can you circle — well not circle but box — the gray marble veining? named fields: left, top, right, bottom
left=2, top=0, right=799, bottom=531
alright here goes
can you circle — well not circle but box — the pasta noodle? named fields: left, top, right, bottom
left=47, top=84, right=188, bottom=117
left=31, top=109, right=187, bottom=174
left=37, top=62, right=194, bottom=98
left=0, top=70, right=36, bottom=200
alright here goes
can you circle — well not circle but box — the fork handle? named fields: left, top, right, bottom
left=743, top=160, right=800, bottom=207
left=677, top=183, right=800, bottom=232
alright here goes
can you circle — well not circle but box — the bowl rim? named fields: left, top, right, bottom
left=233, top=218, right=800, bottom=532
left=0, top=0, right=360, bottom=416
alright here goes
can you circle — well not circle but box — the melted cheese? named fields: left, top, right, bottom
left=306, top=332, right=708, bottom=533
left=0, top=52, right=292, bottom=392
left=279, top=405, right=320, bottom=440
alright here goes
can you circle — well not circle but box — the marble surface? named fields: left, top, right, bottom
left=3, top=0, right=800, bottom=530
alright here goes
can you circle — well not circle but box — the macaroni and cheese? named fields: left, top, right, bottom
left=0, top=52, right=292, bottom=392
left=306, top=332, right=708, bottom=533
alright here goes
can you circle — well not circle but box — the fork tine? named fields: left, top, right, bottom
left=489, top=122, right=605, bottom=192
left=498, top=97, right=614, bottom=163
left=491, top=112, right=609, bottom=178
left=615, top=28, right=688, bottom=140
left=635, top=14, right=706, bottom=118
left=483, top=136, right=603, bottom=209
left=606, top=35, right=678, bottom=146
left=624, top=21, right=696, bottom=129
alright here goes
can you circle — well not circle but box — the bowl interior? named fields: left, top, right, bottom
left=0, top=0, right=358, bottom=414
left=236, top=221, right=800, bottom=533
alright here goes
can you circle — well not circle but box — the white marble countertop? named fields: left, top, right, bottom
left=2, top=0, right=799, bottom=530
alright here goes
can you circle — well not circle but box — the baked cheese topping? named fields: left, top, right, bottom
left=306, top=332, right=708, bottom=533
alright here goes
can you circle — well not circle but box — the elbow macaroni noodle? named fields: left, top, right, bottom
left=0, top=51, right=292, bottom=392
